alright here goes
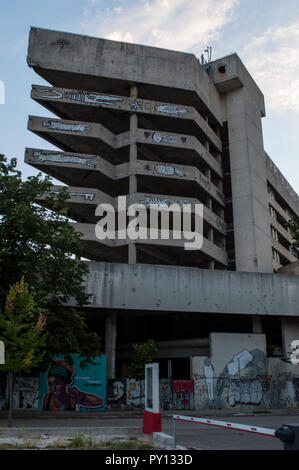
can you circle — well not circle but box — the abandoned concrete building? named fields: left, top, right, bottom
left=24, top=27, right=299, bottom=409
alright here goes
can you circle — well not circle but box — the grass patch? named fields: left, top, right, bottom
left=0, top=434, right=154, bottom=450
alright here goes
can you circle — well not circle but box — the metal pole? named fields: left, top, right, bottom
left=173, top=417, right=176, bottom=449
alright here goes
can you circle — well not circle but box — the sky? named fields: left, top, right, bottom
left=0, top=0, right=298, bottom=193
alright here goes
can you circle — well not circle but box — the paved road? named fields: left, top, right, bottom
left=0, top=410, right=298, bottom=450
left=162, top=414, right=299, bottom=450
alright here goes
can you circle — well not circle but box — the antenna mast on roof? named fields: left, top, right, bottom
left=205, top=46, right=212, bottom=63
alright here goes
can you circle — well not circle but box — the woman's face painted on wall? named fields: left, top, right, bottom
left=48, top=376, right=66, bottom=396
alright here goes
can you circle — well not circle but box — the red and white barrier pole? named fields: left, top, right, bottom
left=173, top=414, right=276, bottom=438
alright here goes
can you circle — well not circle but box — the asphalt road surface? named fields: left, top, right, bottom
left=0, top=412, right=298, bottom=450
left=162, top=414, right=299, bottom=450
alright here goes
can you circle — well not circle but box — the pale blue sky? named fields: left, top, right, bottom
left=0, top=0, right=298, bottom=192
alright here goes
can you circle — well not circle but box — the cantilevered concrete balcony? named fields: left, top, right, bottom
left=31, top=85, right=222, bottom=152
left=71, top=221, right=228, bottom=267
left=36, top=186, right=226, bottom=236
left=25, top=148, right=225, bottom=207
left=27, top=116, right=223, bottom=176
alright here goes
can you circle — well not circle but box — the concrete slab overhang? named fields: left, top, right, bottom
left=71, top=261, right=299, bottom=316
left=31, top=85, right=222, bottom=152
left=36, top=185, right=226, bottom=236
left=72, top=222, right=228, bottom=266
left=25, top=148, right=225, bottom=208
left=27, top=116, right=223, bottom=177
left=27, top=27, right=223, bottom=127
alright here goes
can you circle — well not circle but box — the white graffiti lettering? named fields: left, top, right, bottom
left=31, top=152, right=97, bottom=169
left=154, top=164, right=184, bottom=177
left=156, top=105, right=188, bottom=116
left=42, top=120, right=89, bottom=133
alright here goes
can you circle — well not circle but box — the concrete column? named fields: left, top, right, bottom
left=105, top=311, right=117, bottom=379
left=252, top=315, right=263, bottom=334
left=129, top=85, right=138, bottom=263
left=208, top=260, right=215, bottom=269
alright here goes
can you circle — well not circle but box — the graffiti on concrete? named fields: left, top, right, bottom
left=139, top=195, right=190, bottom=208
left=13, top=377, right=39, bottom=409
left=50, top=190, right=95, bottom=202
left=35, top=87, right=124, bottom=106
left=203, top=359, right=214, bottom=401
left=173, top=380, right=194, bottom=410
left=227, top=379, right=263, bottom=407
left=41, top=120, right=90, bottom=133
left=152, top=132, right=177, bottom=144
left=106, top=379, right=126, bottom=408
left=31, top=151, right=97, bottom=169
left=130, top=99, right=143, bottom=112
left=154, top=164, right=184, bottom=178
left=126, top=379, right=145, bottom=407
left=156, top=105, right=188, bottom=116
left=215, top=349, right=266, bottom=408
left=159, top=379, right=171, bottom=410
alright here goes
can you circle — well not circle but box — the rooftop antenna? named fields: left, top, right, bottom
left=205, top=46, right=212, bottom=63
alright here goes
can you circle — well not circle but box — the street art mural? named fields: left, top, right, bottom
left=193, top=349, right=299, bottom=410
left=172, top=380, right=194, bottom=410
left=126, top=379, right=145, bottom=407
left=159, top=379, right=171, bottom=410
left=13, top=377, right=39, bottom=410
left=39, top=354, right=106, bottom=411
left=106, top=379, right=126, bottom=408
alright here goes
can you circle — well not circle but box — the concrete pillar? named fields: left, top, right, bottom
left=105, top=311, right=117, bottom=379
left=129, top=85, right=138, bottom=263
left=208, top=260, right=215, bottom=269
left=252, top=315, right=263, bottom=334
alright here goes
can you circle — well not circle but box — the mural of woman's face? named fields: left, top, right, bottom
left=48, top=376, right=66, bottom=396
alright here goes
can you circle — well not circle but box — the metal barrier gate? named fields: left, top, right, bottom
left=173, top=414, right=299, bottom=450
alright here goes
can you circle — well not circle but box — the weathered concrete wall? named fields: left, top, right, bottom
left=192, top=333, right=299, bottom=410
left=70, top=261, right=299, bottom=317
left=224, top=87, right=272, bottom=273
left=266, top=153, right=299, bottom=216
left=27, top=27, right=222, bottom=124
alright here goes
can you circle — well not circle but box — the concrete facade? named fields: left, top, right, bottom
left=25, top=27, right=299, bottom=409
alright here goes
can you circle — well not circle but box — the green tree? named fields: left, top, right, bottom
left=129, top=339, right=158, bottom=409
left=0, top=154, right=101, bottom=366
left=0, top=277, right=47, bottom=426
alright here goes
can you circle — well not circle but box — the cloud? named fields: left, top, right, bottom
left=81, top=0, right=239, bottom=55
left=242, top=22, right=299, bottom=115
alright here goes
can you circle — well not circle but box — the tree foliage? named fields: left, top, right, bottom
left=0, top=277, right=47, bottom=373
left=129, top=339, right=158, bottom=381
left=0, top=155, right=101, bottom=367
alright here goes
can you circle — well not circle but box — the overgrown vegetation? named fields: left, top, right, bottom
left=0, top=154, right=102, bottom=367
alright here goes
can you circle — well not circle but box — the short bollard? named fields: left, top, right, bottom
left=275, top=425, right=299, bottom=450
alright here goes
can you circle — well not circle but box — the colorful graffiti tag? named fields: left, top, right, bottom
left=172, top=380, right=194, bottom=410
